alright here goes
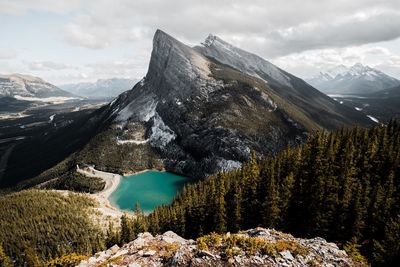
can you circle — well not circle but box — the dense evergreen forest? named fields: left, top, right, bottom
left=0, top=190, right=105, bottom=266
left=1, top=122, right=398, bottom=266
left=139, top=121, right=399, bottom=266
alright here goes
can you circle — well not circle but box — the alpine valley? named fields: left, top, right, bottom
left=0, top=29, right=398, bottom=267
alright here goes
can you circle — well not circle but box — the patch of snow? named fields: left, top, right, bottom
left=217, top=159, right=242, bottom=172
left=116, top=138, right=149, bottom=145
left=367, top=115, right=379, bottom=123
left=139, top=99, right=157, bottom=121
left=0, top=112, right=28, bottom=120
left=149, top=113, right=176, bottom=148
left=175, top=98, right=182, bottom=106
left=258, top=90, right=277, bottom=111
left=49, top=114, right=56, bottom=122
left=355, top=107, right=362, bottom=111
left=339, top=101, right=343, bottom=104
left=328, top=94, right=366, bottom=99
left=201, top=34, right=292, bottom=88
left=14, top=95, right=80, bottom=103
left=109, top=98, right=117, bottom=106
left=116, top=96, right=157, bottom=122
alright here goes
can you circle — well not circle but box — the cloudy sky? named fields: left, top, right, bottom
left=1, top=0, right=400, bottom=85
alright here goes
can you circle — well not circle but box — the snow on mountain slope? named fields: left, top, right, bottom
left=89, top=29, right=374, bottom=179
left=197, top=34, right=293, bottom=88
left=0, top=74, right=74, bottom=99
left=307, top=63, right=400, bottom=95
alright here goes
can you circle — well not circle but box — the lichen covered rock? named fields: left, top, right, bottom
left=78, top=228, right=366, bottom=267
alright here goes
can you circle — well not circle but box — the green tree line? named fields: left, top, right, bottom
left=140, top=121, right=399, bottom=266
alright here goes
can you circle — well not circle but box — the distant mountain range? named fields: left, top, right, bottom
left=0, top=74, right=75, bottom=99
left=306, top=63, right=400, bottom=95
left=60, top=78, right=137, bottom=99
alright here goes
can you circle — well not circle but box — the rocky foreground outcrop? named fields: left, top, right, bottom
left=78, top=228, right=364, bottom=266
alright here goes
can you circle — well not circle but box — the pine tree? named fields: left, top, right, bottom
left=22, top=247, right=41, bottom=267
left=120, top=214, right=134, bottom=244
left=213, top=173, right=227, bottom=233
left=105, top=222, right=119, bottom=248
left=0, top=245, right=13, bottom=267
left=261, top=168, right=280, bottom=228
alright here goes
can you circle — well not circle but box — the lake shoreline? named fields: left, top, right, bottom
left=109, top=170, right=191, bottom=214
left=77, top=166, right=164, bottom=217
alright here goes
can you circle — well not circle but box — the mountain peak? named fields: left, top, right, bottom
left=202, top=33, right=227, bottom=47
left=141, top=29, right=212, bottom=101
left=197, top=33, right=294, bottom=88
left=153, top=29, right=177, bottom=43
left=349, top=63, right=372, bottom=73
left=203, top=33, right=216, bottom=46
left=0, top=73, right=74, bottom=98
left=307, top=63, right=400, bottom=94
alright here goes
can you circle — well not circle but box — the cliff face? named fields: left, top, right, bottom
left=78, top=228, right=365, bottom=267
left=80, top=29, right=374, bottom=179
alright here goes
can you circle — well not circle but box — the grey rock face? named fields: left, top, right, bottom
left=94, top=30, right=374, bottom=179
left=197, top=34, right=293, bottom=88
left=79, top=228, right=364, bottom=267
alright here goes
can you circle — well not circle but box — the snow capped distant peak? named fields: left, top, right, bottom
left=348, top=63, right=373, bottom=74
left=202, top=34, right=217, bottom=47
left=306, top=63, right=400, bottom=94
left=326, top=65, right=348, bottom=78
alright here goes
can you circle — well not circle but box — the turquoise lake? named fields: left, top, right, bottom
left=109, top=171, right=191, bottom=213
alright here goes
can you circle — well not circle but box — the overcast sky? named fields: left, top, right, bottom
left=1, top=0, right=400, bottom=85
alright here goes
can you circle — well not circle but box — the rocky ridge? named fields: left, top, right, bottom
left=0, top=73, right=74, bottom=98
left=78, top=228, right=364, bottom=267
left=76, top=30, right=373, bottom=179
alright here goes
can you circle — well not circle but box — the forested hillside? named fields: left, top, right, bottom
left=0, top=190, right=105, bottom=266
left=141, top=121, right=400, bottom=266
left=1, top=123, right=399, bottom=266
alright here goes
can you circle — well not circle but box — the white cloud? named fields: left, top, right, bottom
left=85, top=60, right=147, bottom=79
left=56, top=0, right=400, bottom=56
left=27, top=61, right=71, bottom=71
left=0, top=49, right=16, bottom=60
left=0, top=0, right=84, bottom=15
left=2, top=0, right=400, bottom=82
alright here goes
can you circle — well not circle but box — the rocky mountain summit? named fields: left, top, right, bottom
left=307, top=63, right=400, bottom=95
left=0, top=73, right=74, bottom=99
left=78, top=228, right=364, bottom=267
left=77, top=29, right=373, bottom=179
